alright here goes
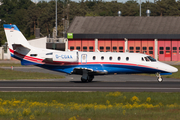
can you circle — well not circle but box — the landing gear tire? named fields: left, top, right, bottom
left=156, top=73, right=163, bottom=82
left=157, top=77, right=163, bottom=82
left=81, top=77, right=88, bottom=83
left=88, top=75, right=94, bottom=82
left=81, top=75, right=94, bottom=83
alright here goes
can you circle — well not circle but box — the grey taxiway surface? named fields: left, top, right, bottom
left=0, top=67, right=180, bottom=92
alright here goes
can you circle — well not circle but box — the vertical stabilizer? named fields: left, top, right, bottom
left=3, top=24, right=31, bottom=50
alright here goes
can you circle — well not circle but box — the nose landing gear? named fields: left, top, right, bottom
left=156, top=73, right=163, bottom=82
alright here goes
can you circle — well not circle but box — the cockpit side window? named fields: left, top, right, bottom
left=144, top=57, right=150, bottom=61
left=147, top=56, right=156, bottom=62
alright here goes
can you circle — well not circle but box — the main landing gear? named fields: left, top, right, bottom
left=81, top=75, right=94, bottom=83
left=156, top=73, right=163, bottom=82
left=81, top=70, right=94, bottom=82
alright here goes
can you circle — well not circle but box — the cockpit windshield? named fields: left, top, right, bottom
left=147, top=56, right=156, bottom=62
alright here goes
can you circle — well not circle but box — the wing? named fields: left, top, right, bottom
left=72, top=67, right=108, bottom=75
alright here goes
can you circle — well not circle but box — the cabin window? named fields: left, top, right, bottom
left=118, top=57, right=121, bottom=61
left=70, top=46, right=74, bottom=50
left=143, top=47, right=147, bottom=50
left=101, top=56, right=104, bottom=60
left=126, top=57, right=129, bottom=61
left=159, top=47, right=164, bottom=50
left=76, top=46, right=80, bottom=50
left=149, top=47, right=153, bottom=50
left=30, top=54, right=37, bottom=57
left=93, top=56, right=96, bottom=60
left=109, top=56, right=112, bottom=60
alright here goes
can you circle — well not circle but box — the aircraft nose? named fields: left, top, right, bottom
left=167, top=66, right=178, bottom=73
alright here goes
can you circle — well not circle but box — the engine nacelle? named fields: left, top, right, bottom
left=53, top=51, right=78, bottom=62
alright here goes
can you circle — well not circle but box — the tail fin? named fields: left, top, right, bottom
left=3, top=24, right=30, bottom=50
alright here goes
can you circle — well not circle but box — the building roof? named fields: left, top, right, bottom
left=67, top=16, right=180, bottom=39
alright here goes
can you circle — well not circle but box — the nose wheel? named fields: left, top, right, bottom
left=156, top=73, right=163, bottom=82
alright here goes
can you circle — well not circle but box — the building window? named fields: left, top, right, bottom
left=166, top=47, right=170, bottom=50
left=118, top=57, right=121, bottom=61
left=113, top=47, right=117, bottom=50
left=143, top=51, right=147, bottom=54
left=89, top=46, right=93, bottom=50
left=149, top=51, right=153, bottom=54
left=119, top=47, right=123, bottom=50
left=143, top=47, right=147, bottom=50
left=129, top=47, right=134, bottom=50
left=83, top=47, right=87, bottom=52
left=149, top=47, right=153, bottom=50
left=136, top=47, right=140, bottom=50
left=109, top=56, right=112, bottom=60
left=70, top=46, right=74, bottom=50
left=106, top=47, right=110, bottom=51
left=100, top=46, right=104, bottom=52
left=159, top=47, right=164, bottom=50
left=173, top=47, right=177, bottom=50
left=93, top=56, right=96, bottom=60
left=130, top=51, right=134, bottom=53
left=119, top=51, right=123, bottom=52
left=89, top=46, right=93, bottom=52
left=136, top=51, right=140, bottom=53
left=76, top=46, right=80, bottom=50
left=159, top=51, right=164, bottom=54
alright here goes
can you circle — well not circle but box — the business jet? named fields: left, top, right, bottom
left=3, top=24, right=178, bottom=82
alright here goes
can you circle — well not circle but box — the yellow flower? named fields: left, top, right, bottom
left=29, top=114, right=35, bottom=120
left=146, top=97, right=151, bottom=102
left=131, top=96, right=140, bottom=102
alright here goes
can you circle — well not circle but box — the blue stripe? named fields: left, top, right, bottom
left=3, top=24, right=20, bottom=31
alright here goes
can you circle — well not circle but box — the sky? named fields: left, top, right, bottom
left=31, top=0, right=156, bottom=3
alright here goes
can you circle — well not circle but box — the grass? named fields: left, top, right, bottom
left=0, top=92, right=180, bottom=120
left=0, top=63, right=22, bottom=67
left=0, top=68, right=64, bottom=80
